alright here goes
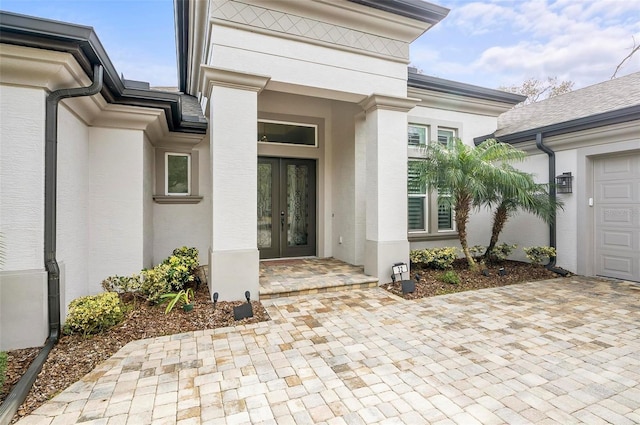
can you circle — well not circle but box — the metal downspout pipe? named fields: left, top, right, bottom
left=535, top=132, right=568, bottom=276
left=0, top=65, right=103, bottom=425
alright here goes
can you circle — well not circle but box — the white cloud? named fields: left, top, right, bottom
left=415, top=0, right=640, bottom=89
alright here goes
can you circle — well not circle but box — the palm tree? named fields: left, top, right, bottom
left=413, top=138, right=533, bottom=270
left=482, top=168, right=561, bottom=261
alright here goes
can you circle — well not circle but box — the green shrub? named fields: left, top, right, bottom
left=0, top=351, right=7, bottom=388
left=140, top=264, right=172, bottom=304
left=63, top=292, right=124, bottom=336
left=469, top=245, right=486, bottom=258
left=101, top=274, right=141, bottom=293
left=410, top=247, right=458, bottom=269
left=523, top=246, right=557, bottom=265
left=162, top=247, right=199, bottom=291
left=439, top=270, right=460, bottom=285
left=489, top=243, right=518, bottom=261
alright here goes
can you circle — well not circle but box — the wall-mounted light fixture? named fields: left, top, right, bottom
left=556, top=172, right=573, bottom=194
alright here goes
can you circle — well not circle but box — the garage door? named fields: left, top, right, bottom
left=594, top=153, right=640, bottom=282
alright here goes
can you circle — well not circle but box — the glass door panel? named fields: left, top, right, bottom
left=258, top=157, right=316, bottom=259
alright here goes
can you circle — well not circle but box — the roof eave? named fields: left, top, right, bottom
left=0, top=11, right=206, bottom=134
left=408, top=71, right=526, bottom=105
left=477, top=105, right=640, bottom=145
left=346, top=0, right=449, bottom=25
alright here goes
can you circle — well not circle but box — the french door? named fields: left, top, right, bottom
left=257, top=157, right=316, bottom=259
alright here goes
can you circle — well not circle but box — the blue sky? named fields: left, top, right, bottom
left=2, top=0, right=639, bottom=90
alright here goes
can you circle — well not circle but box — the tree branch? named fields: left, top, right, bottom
left=612, top=36, right=639, bottom=79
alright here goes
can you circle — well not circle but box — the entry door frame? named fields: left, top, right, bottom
left=258, top=156, right=317, bottom=259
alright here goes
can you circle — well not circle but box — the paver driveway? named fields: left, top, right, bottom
left=17, top=277, right=640, bottom=424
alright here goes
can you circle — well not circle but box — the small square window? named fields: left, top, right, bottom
left=408, top=125, right=427, bottom=146
left=438, top=129, right=455, bottom=147
left=166, top=153, right=191, bottom=195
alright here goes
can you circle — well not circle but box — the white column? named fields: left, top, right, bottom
left=359, top=94, right=419, bottom=282
left=201, top=67, right=270, bottom=301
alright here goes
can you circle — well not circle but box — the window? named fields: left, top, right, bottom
left=407, top=124, right=457, bottom=236
left=438, top=128, right=455, bottom=147
left=154, top=148, right=201, bottom=204
left=408, top=125, right=427, bottom=146
left=166, top=153, right=191, bottom=195
left=258, top=120, right=317, bottom=146
left=408, top=161, right=427, bottom=231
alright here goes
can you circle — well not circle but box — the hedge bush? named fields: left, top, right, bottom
left=410, top=247, right=458, bottom=269
left=162, top=247, right=199, bottom=291
left=523, top=246, right=556, bottom=265
left=63, top=292, right=124, bottom=336
left=0, top=351, right=7, bottom=388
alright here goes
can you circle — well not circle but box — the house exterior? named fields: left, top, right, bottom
left=477, top=72, right=640, bottom=283
left=1, top=0, right=636, bottom=351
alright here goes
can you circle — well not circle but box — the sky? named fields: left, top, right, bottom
left=1, top=0, right=639, bottom=91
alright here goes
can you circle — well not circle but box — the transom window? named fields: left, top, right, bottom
left=166, top=153, right=191, bottom=196
left=258, top=120, right=317, bottom=147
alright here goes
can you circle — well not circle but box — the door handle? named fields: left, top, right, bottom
left=280, top=211, right=285, bottom=230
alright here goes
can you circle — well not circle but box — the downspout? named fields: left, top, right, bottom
left=535, top=132, right=569, bottom=276
left=0, top=65, right=103, bottom=425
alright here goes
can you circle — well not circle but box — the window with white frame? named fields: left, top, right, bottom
left=408, top=160, right=427, bottom=231
left=166, top=152, right=191, bottom=196
left=407, top=124, right=457, bottom=235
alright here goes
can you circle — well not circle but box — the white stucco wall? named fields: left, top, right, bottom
left=153, top=140, right=211, bottom=265
left=209, top=25, right=408, bottom=99
left=0, top=84, right=49, bottom=350
left=0, top=84, right=45, bottom=270
left=88, top=127, right=146, bottom=287
left=57, top=102, right=91, bottom=306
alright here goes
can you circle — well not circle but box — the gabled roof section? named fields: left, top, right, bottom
left=408, top=69, right=526, bottom=104
left=0, top=11, right=207, bottom=134
left=493, top=72, right=640, bottom=142
left=346, top=0, right=449, bottom=25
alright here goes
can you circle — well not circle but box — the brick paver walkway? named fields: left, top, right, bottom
left=17, top=277, right=640, bottom=424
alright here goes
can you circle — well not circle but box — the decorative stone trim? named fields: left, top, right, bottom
left=210, top=0, right=409, bottom=60
left=359, top=94, right=421, bottom=113
left=200, top=65, right=271, bottom=97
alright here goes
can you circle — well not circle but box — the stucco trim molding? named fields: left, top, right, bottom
left=209, top=0, right=410, bottom=61
left=152, top=196, right=204, bottom=204
left=200, top=65, right=271, bottom=96
left=360, top=94, right=420, bottom=113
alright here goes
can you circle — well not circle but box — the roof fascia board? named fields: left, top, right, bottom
left=484, top=105, right=640, bottom=144
left=0, top=11, right=206, bottom=134
left=408, top=72, right=526, bottom=105
left=345, top=0, right=449, bottom=25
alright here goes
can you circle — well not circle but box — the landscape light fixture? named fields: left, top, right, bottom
left=234, top=290, right=254, bottom=320
left=213, top=292, right=219, bottom=309
left=392, top=262, right=415, bottom=294
left=499, top=267, right=507, bottom=276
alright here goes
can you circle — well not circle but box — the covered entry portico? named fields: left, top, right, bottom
left=186, top=0, right=447, bottom=301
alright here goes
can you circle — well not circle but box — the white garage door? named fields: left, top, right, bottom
left=594, top=153, right=640, bottom=282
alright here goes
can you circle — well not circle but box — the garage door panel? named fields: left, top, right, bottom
left=600, top=255, right=637, bottom=281
left=594, top=153, right=640, bottom=282
left=601, top=231, right=633, bottom=249
left=596, top=155, right=640, bottom=180
left=596, top=183, right=636, bottom=203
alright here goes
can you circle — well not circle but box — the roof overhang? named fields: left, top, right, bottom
left=0, top=11, right=206, bottom=135
left=474, top=105, right=640, bottom=145
left=408, top=71, right=526, bottom=105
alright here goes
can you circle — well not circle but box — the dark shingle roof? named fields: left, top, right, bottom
left=496, top=72, right=640, bottom=138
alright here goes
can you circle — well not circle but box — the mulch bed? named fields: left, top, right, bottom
left=1, top=284, right=270, bottom=422
left=382, top=259, right=564, bottom=299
